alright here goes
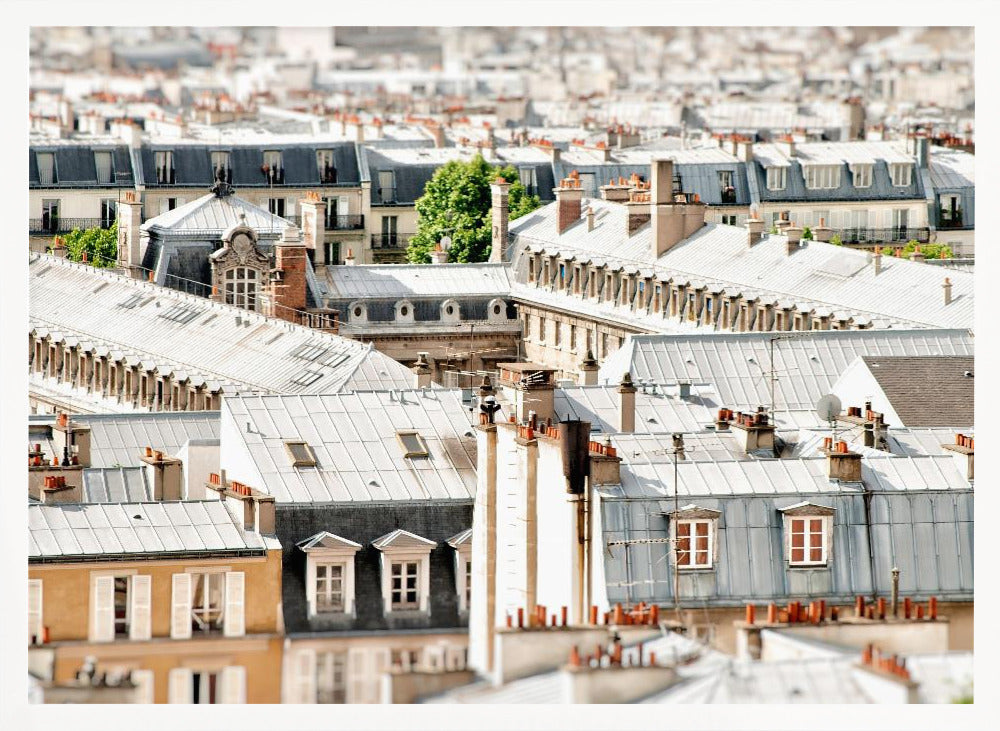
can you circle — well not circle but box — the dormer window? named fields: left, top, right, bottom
left=378, top=170, right=396, bottom=203
left=211, top=151, right=231, bottom=181
left=850, top=164, right=872, bottom=188
left=446, top=529, right=473, bottom=615
left=890, top=163, right=912, bottom=187
left=155, top=150, right=175, bottom=184
left=779, top=502, right=835, bottom=568
left=297, top=532, right=363, bottom=618
left=669, top=505, right=721, bottom=571
left=528, top=257, right=535, bottom=283
left=94, top=151, right=113, bottom=184
left=37, top=152, right=57, bottom=185
left=803, top=165, right=840, bottom=190
left=317, top=149, right=337, bottom=183
left=373, top=530, right=437, bottom=615
left=718, top=170, right=736, bottom=203
left=766, top=166, right=786, bottom=191
left=263, top=151, right=284, bottom=184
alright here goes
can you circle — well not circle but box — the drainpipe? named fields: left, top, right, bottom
left=891, top=567, right=900, bottom=618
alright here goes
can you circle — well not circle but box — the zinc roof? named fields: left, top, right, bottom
left=554, top=385, right=716, bottom=434
left=928, top=146, right=974, bottom=189
left=82, top=467, right=153, bottom=503
left=141, top=191, right=292, bottom=236
left=320, top=263, right=513, bottom=300
left=221, top=389, right=478, bottom=504
left=29, top=254, right=414, bottom=397
left=599, top=330, right=974, bottom=414
left=28, top=500, right=265, bottom=560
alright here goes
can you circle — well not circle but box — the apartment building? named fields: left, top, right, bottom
left=27, top=414, right=283, bottom=703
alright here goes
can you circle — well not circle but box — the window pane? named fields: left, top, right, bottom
left=695, top=536, right=708, bottom=552
left=791, top=532, right=804, bottom=548
left=810, top=519, right=822, bottom=532
left=695, top=522, right=708, bottom=537
left=810, top=547, right=823, bottom=562
left=678, top=523, right=690, bottom=537
left=792, top=547, right=804, bottom=562
left=810, top=532, right=823, bottom=548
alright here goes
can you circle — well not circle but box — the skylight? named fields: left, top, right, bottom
left=396, top=431, right=429, bottom=458
left=284, top=441, right=317, bottom=467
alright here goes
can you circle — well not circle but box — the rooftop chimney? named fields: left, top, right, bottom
left=774, top=211, right=791, bottom=235
left=625, top=193, right=651, bottom=236
left=413, top=351, right=432, bottom=388
left=268, top=226, right=308, bottom=323
left=298, top=193, right=327, bottom=264
left=599, top=177, right=632, bottom=203
left=942, top=277, right=953, bottom=305
left=651, top=158, right=706, bottom=257
left=873, top=246, right=883, bottom=275
left=52, top=415, right=91, bottom=469
left=730, top=407, right=776, bottom=455
left=785, top=224, right=803, bottom=255
left=489, top=177, right=511, bottom=262
left=908, top=246, right=925, bottom=263
left=942, top=433, right=974, bottom=480
left=826, top=441, right=863, bottom=482
left=344, top=248, right=356, bottom=266
left=554, top=175, right=584, bottom=234
left=141, top=450, right=184, bottom=501
left=813, top=217, right=833, bottom=243
left=618, top=373, right=637, bottom=433
left=578, top=350, right=599, bottom=386
left=430, top=243, right=449, bottom=265
left=586, top=206, right=595, bottom=232
left=746, top=210, right=765, bottom=247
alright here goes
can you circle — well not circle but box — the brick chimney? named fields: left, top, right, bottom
left=785, top=224, right=803, bottom=255
left=298, top=193, right=327, bottom=264
left=942, top=277, right=953, bottom=305
left=40, top=475, right=82, bottom=504
left=826, top=441, right=862, bottom=482
left=141, top=449, right=184, bottom=500
left=117, top=191, right=144, bottom=272
left=625, top=191, right=651, bottom=236
left=813, top=217, right=833, bottom=243
left=554, top=175, right=583, bottom=234
left=650, top=157, right=706, bottom=257
left=746, top=210, right=765, bottom=247
left=617, top=373, right=637, bottom=433
left=489, top=177, right=511, bottom=263
left=52, top=415, right=91, bottom=468
left=428, top=122, right=446, bottom=148
left=413, top=351, right=432, bottom=388
left=269, top=225, right=308, bottom=322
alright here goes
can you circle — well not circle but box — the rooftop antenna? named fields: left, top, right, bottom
left=815, top=393, right=842, bottom=446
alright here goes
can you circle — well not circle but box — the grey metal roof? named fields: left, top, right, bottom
left=221, top=389, right=478, bottom=504
left=141, top=191, right=292, bottom=236
left=29, top=254, right=414, bottom=398
left=29, top=142, right=135, bottom=188
left=320, top=263, right=514, bottom=300
left=509, top=201, right=972, bottom=329
left=928, top=146, right=974, bottom=190
left=599, top=330, right=974, bottom=414
left=555, top=385, right=716, bottom=434
left=28, top=500, right=265, bottom=560
left=82, top=467, right=152, bottom=503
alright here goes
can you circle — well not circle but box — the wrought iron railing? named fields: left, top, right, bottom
left=836, top=227, right=931, bottom=244
left=328, top=214, right=365, bottom=230
left=29, top=218, right=115, bottom=235
left=371, top=233, right=412, bottom=250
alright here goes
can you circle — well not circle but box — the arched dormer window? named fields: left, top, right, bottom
left=348, top=301, right=368, bottom=324
left=395, top=299, right=415, bottom=324
left=441, top=299, right=461, bottom=323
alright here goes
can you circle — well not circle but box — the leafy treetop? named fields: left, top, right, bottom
left=57, top=222, right=118, bottom=268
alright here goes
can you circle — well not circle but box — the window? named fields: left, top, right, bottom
left=570, top=324, right=577, bottom=351
left=851, top=164, right=872, bottom=188
left=601, top=332, right=608, bottom=357
left=114, top=576, right=130, bottom=636
left=397, top=431, right=429, bottom=458
left=554, top=321, right=562, bottom=347
left=380, top=215, right=398, bottom=247
left=315, top=564, right=345, bottom=612
left=211, top=151, right=231, bottom=180
left=528, top=258, right=535, bottom=282
left=803, top=165, right=840, bottom=190
left=192, top=671, right=220, bottom=704
left=285, top=441, right=317, bottom=467
left=789, top=518, right=826, bottom=565
left=675, top=520, right=713, bottom=569
left=939, top=194, right=963, bottom=228
left=766, top=166, right=786, bottom=191
left=224, top=267, right=259, bottom=311
left=890, top=163, right=912, bottom=187
left=317, top=149, right=337, bottom=183
left=316, top=652, right=347, bottom=704
left=263, top=150, right=283, bottom=183
left=169, top=666, right=244, bottom=704
left=155, top=150, right=174, bottom=184
left=268, top=198, right=286, bottom=217
left=391, top=648, right=422, bottom=671
left=41, top=199, right=60, bottom=232
left=94, top=151, right=113, bottom=184
left=721, top=214, right=737, bottom=226
left=391, top=562, right=420, bottom=609
left=558, top=263, right=566, bottom=289
left=37, top=152, right=56, bottom=184
left=538, top=316, right=546, bottom=342
left=519, top=166, right=537, bottom=196
left=190, top=572, right=225, bottom=632
left=465, top=561, right=472, bottom=606
left=28, top=579, right=42, bottom=645
left=100, top=198, right=116, bottom=228
left=91, top=573, right=151, bottom=642
left=378, top=171, right=396, bottom=203
left=719, top=170, right=736, bottom=202
left=324, top=240, right=340, bottom=264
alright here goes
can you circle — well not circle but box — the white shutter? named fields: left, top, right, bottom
left=130, top=575, right=152, bottom=641
left=296, top=649, right=316, bottom=704
left=168, top=668, right=192, bottom=704
left=91, top=575, right=115, bottom=642
left=170, top=573, right=192, bottom=640
left=28, top=579, right=42, bottom=644
left=131, top=669, right=154, bottom=704
left=372, top=647, right=391, bottom=704
left=347, top=647, right=366, bottom=704
left=223, top=572, right=245, bottom=637
left=220, top=666, right=246, bottom=704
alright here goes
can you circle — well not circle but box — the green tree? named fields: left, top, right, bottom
left=57, top=222, right=118, bottom=268
left=406, top=154, right=541, bottom=264
left=801, top=226, right=813, bottom=240
left=899, top=239, right=952, bottom=260
left=829, top=234, right=843, bottom=246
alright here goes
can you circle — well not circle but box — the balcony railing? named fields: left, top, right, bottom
left=836, top=227, right=931, bottom=244
left=720, top=187, right=737, bottom=204
left=280, top=214, right=365, bottom=231
left=371, top=233, right=412, bottom=250
left=377, top=187, right=397, bottom=204
left=29, top=218, right=115, bottom=235
left=938, top=213, right=966, bottom=229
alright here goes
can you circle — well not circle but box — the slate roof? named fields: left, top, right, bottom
left=508, top=201, right=973, bottom=329
left=277, top=500, right=472, bottom=635
left=28, top=500, right=266, bottom=561
left=29, top=253, right=414, bottom=399
left=599, top=330, right=974, bottom=414
left=220, top=390, right=478, bottom=504
left=29, top=141, right=135, bottom=188
left=860, top=355, right=974, bottom=427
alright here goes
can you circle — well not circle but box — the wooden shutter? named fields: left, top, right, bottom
left=295, top=649, right=316, bottom=704
left=131, top=669, right=154, bottom=704
left=28, top=579, right=42, bottom=644
left=168, top=668, right=192, bottom=704
left=171, top=573, right=192, bottom=640
left=92, top=575, right=115, bottom=642
left=220, top=666, right=246, bottom=704
left=223, top=572, right=245, bottom=637
left=129, top=575, right=152, bottom=641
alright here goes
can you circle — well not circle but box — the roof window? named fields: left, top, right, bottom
left=285, top=441, right=317, bottom=467
left=396, top=431, right=429, bottom=458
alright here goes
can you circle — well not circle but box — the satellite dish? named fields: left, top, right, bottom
left=815, top=394, right=842, bottom=422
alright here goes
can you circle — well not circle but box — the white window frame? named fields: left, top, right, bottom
left=300, top=532, right=362, bottom=618
left=766, top=166, right=787, bottom=191
left=674, top=519, right=715, bottom=569
left=89, top=569, right=143, bottom=643
left=447, top=531, right=473, bottom=614
left=172, top=569, right=244, bottom=638
left=210, top=150, right=231, bottom=177
left=172, top=668, right=242, bottom=704
left=890, top=163, right=913, bottom=187
left=155, top=150, right=174, bottom=184
left=787, top=516, right=828, bottom=566
left=28, top=579, right=43, bottom=645
left=224, top=266, right=259, bottom=311
left=374, top=531, right=436, bottom=615
left=37, top=151, right=56, bottom=185
left=94, top=150, right=114, bottom=184
left=803, top=165, right=841, bottom=190
left=263, top=149, right=283, bottom=171
left=316, top=651, right=347, bottom=704
left=850, top=163, right=873, bottom=188
left=317, top=149, right=336, bottom=182
left=779, top=505, right=836, bottom=568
